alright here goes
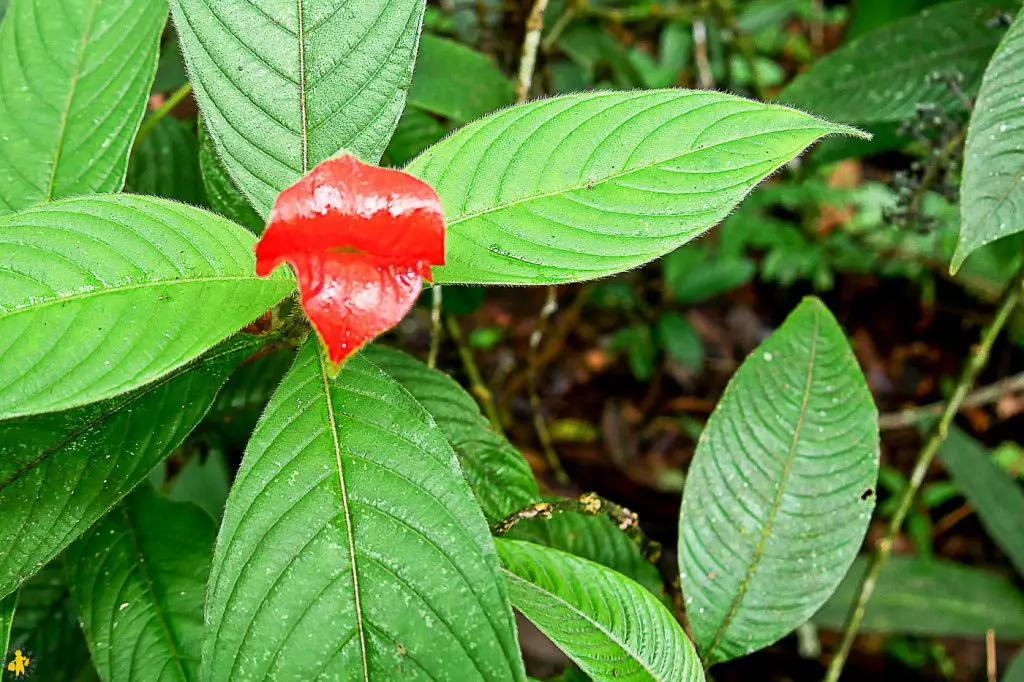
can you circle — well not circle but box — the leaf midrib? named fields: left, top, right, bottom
left=503, top=569, right=664, bottom=681
left=704, top=306, right=821, bottom=664
left=296, top=0, right=309, bottom=173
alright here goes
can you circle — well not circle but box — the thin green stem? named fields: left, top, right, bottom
left=823, top=271, right=1024, bottom=682
left=135, top=83, right=193, bottom=147
left=428, top=285, right=442, bottom=369
left=445, top=315, right=506, bottom=437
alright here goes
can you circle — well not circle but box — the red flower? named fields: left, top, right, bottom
left=255, top=154, right=445, bottom=368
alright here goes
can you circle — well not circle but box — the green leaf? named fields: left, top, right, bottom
left=0, top=195, right=292, bottom=419
left=779, top=0, right=1014, bottom=125
left=663, top=246, right=756, bottom=303
left=363, top=345, right=538, bottom=524
left=656, top=313, right=704, bottom=370
left=204, top=341, right=525, bottom=681
left=939, top=427, right=1024, bottom=576
left=382, top=107, right=449, bottom=167
left=1006, top=649, right=1024, bottom=682
left=66, top=486, right=213, bottom=682
left=410, top=34, right=513, bottom=123
left=198, top=121, right=265, bottom=234
left=0, top=590, right=13, bottom=661
left=126, top=116, right=207, bottom=205
left=166, top=449, right=231, bottom=521
left=497, top=538, right=704, bottom=682
left=407, top=89, right=862, bottom=285
left=0, top=0, right=167, bottom=214
left=9, top=561, right=98, bottom=681
left=0, top=336, right=258, bottom=599
left=171, top=0, right=427, bottom=217
left=679, top=297, right=879, bottom=665
left=814, top=556, right=1024, bottom=637
left=953, top=6, right=1024, bottom=271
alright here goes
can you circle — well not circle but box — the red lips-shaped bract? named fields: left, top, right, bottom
left=255, top=154, right=445, bottom=368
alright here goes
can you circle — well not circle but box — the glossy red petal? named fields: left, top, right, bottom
left=288, top=251, right=423, bottom=367
left=255, top=154, right=444, bottom=277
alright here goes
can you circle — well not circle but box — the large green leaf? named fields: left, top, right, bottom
left=497, top=539, right=703, bottom=682
left=409, top=34, right=513, bottom=124
left=406, top=89, right=862, bottom=285
left=170, top=0, right=427, bottom=217
left=126, top=116, right=207, bottom=206
left=779, top=0, right=1013, bottom=125
left=198, top=121, right=264, bottom=234
left=0, top=336, right=258, bottom=599
left=67, top=486, right=213, bottom=682
left=953, top=6, right=1024, bottom=270
left=0, top=195, right=292, bottom=419
left=679, top=297, right=879, bottom=665
left=814, top=556, right=1024, bottom=637
left=0, top=0, right=167, bottom=214
left=9, top=561, right=98, bottom=681
left=204, top=341, right=524, bottom=681
left=0, top=590, right=13, bottom=660
left=363, top=345, right=537, bottom=524
left=939, top=427, right=1024, bottom=576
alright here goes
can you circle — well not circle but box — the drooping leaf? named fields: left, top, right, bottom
left=814, top=556, right=1024, bottom=638
left=406, top=89, right=863, bottom=285
left=679, top=297, right=879, bottom=665
left=0, top=336, right=259, bottom=599
left=198, top=121, right=265, bottom=234
left=66, top=486, right=214, bottom=682
left=0, top=0, right=167, bottom=214
left=409, top=34, right=513, bottom=123
left=126, top=116, right=207, bottom=205
left=939, top=427, right=1024, bottom=576
left=497, top=539, right=703, bottom=682
left=0, top=195, right=292, bottom=419
left=204, top=341, right=525, bottom=681
left=0, top=590, right=13, bottom=660
left=170, top=0, right=427, bottom=217
left=953, top=6, right=1024, bottom=270
left=9, top=561, right=98, bottom=681
left=363, top=345, right=538, bottom=523
left=779, top=0, right=1014, bottom=125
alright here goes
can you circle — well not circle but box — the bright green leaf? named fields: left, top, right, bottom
left=814, top=556, right=1024, bottom=637
left=410, top=34, right=513, bottom=123
left=0, top=336, right=259, bottom=599
left=407, top=89, right=862, bottom=285
left=126, top=117, right=207, bottom=205
left=66, top=486, right=214, bottom=682
left=0, top=195, right=292, bottom=419
left=204, top=342, right=525, bottom=681
left=953, top=6, right=1024, bottom=270
left=198, top=122, right=265, bottom=234
left=497, top=538, right=704, bottom=682
left=679, top=297, right=879, bottom=665
left=779, top=0, right=1014, bottom=124
left=0, top=0, right=167, bottom=214
left=363, top=345, right=537, bottom=524
left=0, top=590, right=13, bottom=661
left=939, top=427, right=1024, bottom=576
left=171, top=0, right=427, bottom=216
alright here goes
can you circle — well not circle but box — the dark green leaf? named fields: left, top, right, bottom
left=66, top=486, right=214, bottom=682
left=126, top=117, right=207, bottom=205
left=0, top=0, right=167, bottom=214
left=410, top=34, right=513, bottom=123
left=814, top=556, right=1024, bottom=637
left=656, top=313, right=704, bottom=370
left=679, top=297, right=879, bottom=664
left=0, top=195, right=292, bottom=419
left=0, top=336, right=259, bottom=598
left=663, top=246, right=756, bottom=303
left=0, top=590, right=13, bottom=661
left=198, top=122, right=265, bottom=234
left=939, top=427, right=1024, bottom=576
left=153, top=33, right=189, bottom=93
left=498, top=539, right=704, bottom=682
left=382, top=107, right=449, bottom=167
left=953, top=6, right=1024, bottom=270
left=779, top=0, right=1014, bottom=125
left=1006, top=649, right=1024, bottom=682
left=166, top=449, right=231, bottom=521
left=171, top=0, right=427, bottom=216
left=204, top=342, right=525, bottom=681
left=408, top=90, right=862, bottom=285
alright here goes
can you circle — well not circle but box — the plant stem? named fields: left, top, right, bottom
left=823, top=271, right=1024, bottom=682
left=579, top=3, right=696, bottom=23
left=516, top=0, right=550, bottom=102
left=491, top=492, right=662, bottom=562
left=712, top=0, right=765, bottom=99
left=428, top=285, right=442, bottom=369
left=527, top=286, right=571, bottom=484
left=445, top=315, right=506, bottom=437
left=878, top=369, right=1024, bottom=431
left=135, top=83, right=193, bottom=147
